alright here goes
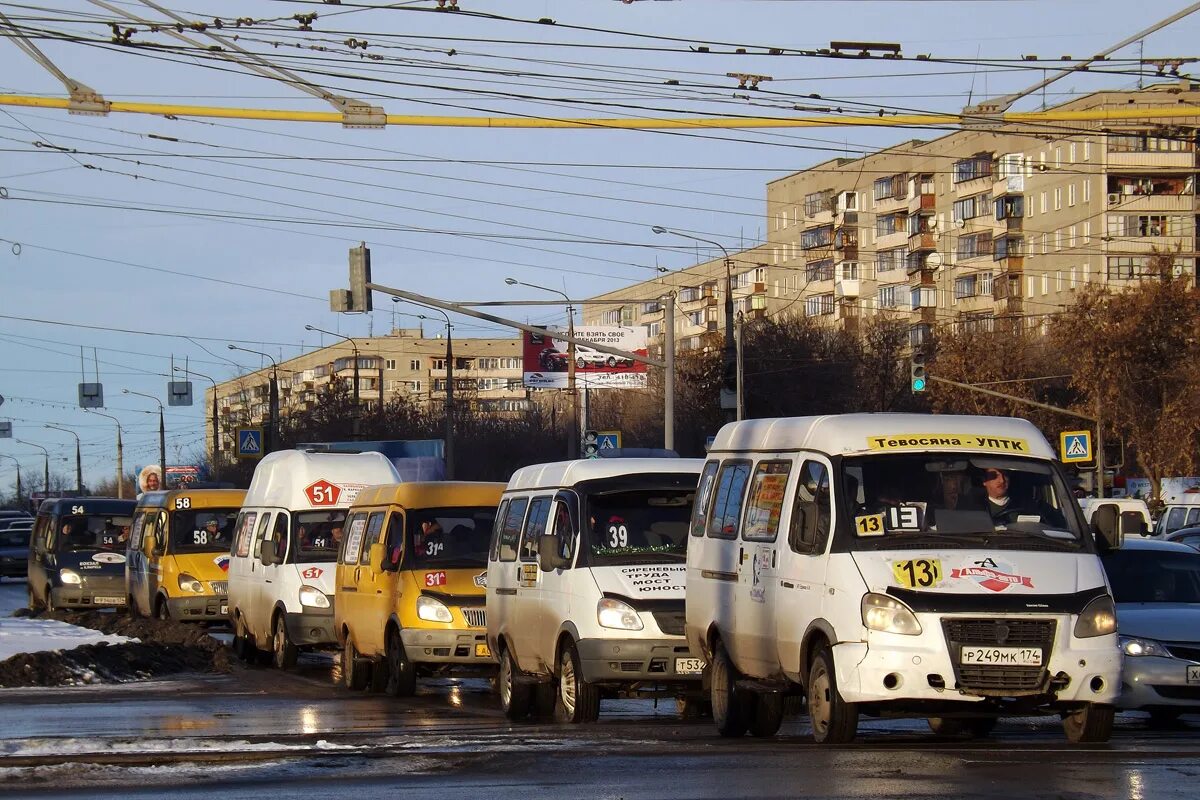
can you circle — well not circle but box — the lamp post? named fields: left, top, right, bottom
left=123, top=389, right=166, bottom=486
left=44, top=424, right=82, bottom=495
left=505, top=277, right=579, bottom=459
left=85, top=410, right=124, bottom=499
left=15, top=439, right=49, bottom=496
left=0, top=454, right=22, bottom=501
left=228, top=346, right=279, bottom=453
left=391, top=299, right=456, bottom=479
left=305, top=326, right=361, bottom=438
left=175, top=366, right=219, bottom=465
left=652, top=226, right=739, bottom=422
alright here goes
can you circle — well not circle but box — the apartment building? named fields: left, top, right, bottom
left=208, top=328, right=527, bottom=456
left=582, top=83, right=1200, bottom=347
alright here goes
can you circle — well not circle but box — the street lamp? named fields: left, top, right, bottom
left=505, top=277, right=579, bottom=459
left=175, top=366, right=219, bottom=464
left=391, top=299, right=456, bottom=479
left=85, top=410, right=124, bottom=499
left=304, top=325, right=361, bottom=421
left=228, top=345, right=279, bottom=454
left=43, top=424, right=82, bottom=495
left=122, top=389, right=166, bottom=486
left=14, top=439, right=50, bottom=496
left=652, top=225, right=739, bottom=422
left=0, top=453, right=22, bottom=501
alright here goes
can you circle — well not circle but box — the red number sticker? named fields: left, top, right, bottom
left=425, top=571, right=447, bottom=587
left=304, top=480, right=341, bottom=507
left=301, top=566, right=324, bottom=580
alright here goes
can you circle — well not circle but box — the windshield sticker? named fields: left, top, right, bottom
left=425, top=571, right=447, bottom=587
left=750, top=548, right=770, bottom=603
left=213, top=554, right=231, bottom=572
left=949, top=558, right=1033, bottom=592
left=620, top=564, right=685, bottom=594
left=91, top=552, right=126, bottom=564
left=301, top=566, right=324, bottom=580
left=473, top=571, right=487, bottom=588
left=855, top=514, right=885, bottom=537
left=744, top=472, right=789, bottom=539
left=892, top=558, right=943, bottom=589
left=885, top=505, right=925, bottom=531
left=867, top=434, right=1030, bottom=453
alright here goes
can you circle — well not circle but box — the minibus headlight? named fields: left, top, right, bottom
left=298, top=585, right=330, bottom=609
left=1074, top=595, right=1117, bottom=638
left=178, top=573, right=204, bottom=593
left=1120, top=635, right=1171, bottom=657
left=416, top=595, right=453, bottom=623
left=59, top=569, right=81, bottom=586
left=597, top=597, right=643, bottom=631
left=861, top=592, right=922, bottom=636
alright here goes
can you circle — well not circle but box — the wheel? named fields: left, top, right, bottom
left=384, top=628, right=417, bottom=697
left=272, top=614, right=298, bottom=670
left=232, top=615, right=252, bottom=662
left=927, top=717, right=997, bottom=738
left=605, top=356, right=617, bottom=367
left=342, top=636, right=367, bottom=690
left=555, top=639, right=601, bottom=723
left=45, top=586, right=56, bottom=613
left=710, top=641, right=749, bottom=737
left=1148, top=709, right=1182, bottom=728
left=807, top=646, right=858, bottom=744
left=1062, top=704, right=1114, bottom=743
left=27, top=584, right=40, bottom=612
left=749, top=692, right=785, bottom=738
left=156, top=598, right=170, bottom=620
left=783, top=695, right=807, bottom=717
left=498, top=644, right=532, bottom=721
left=533, top=682, right=557, bottom=721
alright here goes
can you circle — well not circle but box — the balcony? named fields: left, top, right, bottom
left=835, top=279, right=861, bottom=299
left=907, top=232, right=937, bottom=253
left=1107, top=150, right=1195, bottom=170
left=908, top=193, right=936, bottom=213
left=1106, top=193, right=1195, bottom=213
left=876, top=230, right=908, bottom=250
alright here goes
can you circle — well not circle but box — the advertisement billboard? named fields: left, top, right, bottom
left=522, top=326, right=649, bottom=390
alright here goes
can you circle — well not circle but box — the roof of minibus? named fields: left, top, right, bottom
left=38, top=497, right=137, bottom=516
left=707, top=413, right=1056, bottom=460
left=505, top=458, right=705, bottom=493
left=243, top=450, right=402, bottom=509
left=135, top=488, right=247, bottom=510
left=351, top=481, right=506, bottom=510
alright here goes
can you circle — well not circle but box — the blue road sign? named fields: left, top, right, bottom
left=1060, top=430, right=1092, bottom=463
left=237, top=427, right=264, bottom=459
left=597, top=431, right=621, bottom=450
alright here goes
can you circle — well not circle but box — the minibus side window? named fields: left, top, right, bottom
left=33, top=515, right=49, bottom=553
left=707, top=460, right=752, bottom=540
left=234, top=511, right=257, bottom=558
left=519, top=497, right=552, bottom=562
left=360, top=512, right=386, bottom=566
left=690, top=461, right=720, bottom=538
left=742, top=460, right=792, bottom=543
left=550, top=497, right=577, bottom=562
left=342, top=513, right=368, bottom=564
left=497, top=497, right=528, bottom=563
left=253, top=512, right=273, bottom=562
left=489, top=500, right=509, bottom=562
left=384, top=512, right=404, bottom=569
left=129, top=512, right=147, bottom=550
left=789, top=461, right=831, bottom=555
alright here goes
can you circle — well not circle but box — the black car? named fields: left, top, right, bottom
left=1165, top=526, right=1200, bottom=551
left=0, top=526, right=30, bottom=580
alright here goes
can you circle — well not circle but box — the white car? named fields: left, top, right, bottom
left=574, top=345, right=631, bottom=370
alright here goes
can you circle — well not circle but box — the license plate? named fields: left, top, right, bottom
left=93, top=596, right=124, bottom=605
left=961, top=646, right=1042, bottom=666
left=1188, top=665, right=1200, bottom=684
left=220, top=605, right=228, bottom=616
left=675, top=657, right=705, bottom=675
left=475, top=643, right=491, bottom=658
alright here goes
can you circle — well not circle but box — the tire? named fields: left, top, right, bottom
left=710, top=641, right=749, bottom=737
left=156, top=598, right=170, bottom=621
left=272, top=614, right=298, bottom=670
left=45, top=586, right=56, bottom=614
left=555, top=639, right=601, bottom=724
left=1062, top=704, right=1115, bottom=743
left=342, top=636, right=367, bottom=690
left=384, top=628, right=417, bottom=697
left=575, top=357, right=587, bottom=370
left=749, top=692, right=785, bottom=738
left=927, top=717, right=997, bottom=738
left=605, top=356, right=617, bottom=368
left=1148, top=709, right=1182, bottom=728
left=807, top=646, right=858, bottom=744
left=499, top=644, right=532, bottom=721
left=533, top=682, right=557, bottom=721
left=232, top=615, right=252, bottom=663
left=27, top=585, right=40, bottom=612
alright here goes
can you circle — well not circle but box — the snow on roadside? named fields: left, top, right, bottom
left=0, top=737, right=359, bottom=758
left=0, top=617, right=134, bottom=661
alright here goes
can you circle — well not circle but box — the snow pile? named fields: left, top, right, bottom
left=0, top=617, right=134, bottom=661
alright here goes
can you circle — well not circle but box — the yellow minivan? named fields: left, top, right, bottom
left=126, top=488, right=246, bottom=620
left=335, top=482, right=504, bottom=694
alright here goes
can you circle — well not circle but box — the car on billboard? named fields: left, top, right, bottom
left=538, top=347, right=569, bottom=372
left=575, top=345, right=633, bottom=370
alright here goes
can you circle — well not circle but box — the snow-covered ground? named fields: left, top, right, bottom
left=0, top=581, right=133, bottom=660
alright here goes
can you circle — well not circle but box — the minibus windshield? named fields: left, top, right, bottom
left=293, top=510, right=347, bottom=563
left=583, top=488, right=694, bottom=565
left=405, top=506, right=498, bottom=569
left=171, top=508, right=239, bottom=554
left=842, top=453, right=1083, bottom=549
left=51, top=514, right=134, bottom=552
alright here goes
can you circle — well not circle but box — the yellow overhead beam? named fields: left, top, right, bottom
left=1, top=93, right=1198, bottom=129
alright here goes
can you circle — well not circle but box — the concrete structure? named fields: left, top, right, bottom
left=582, top=83, right=1200, bottom=349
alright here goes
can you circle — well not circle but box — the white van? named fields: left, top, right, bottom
left=1153, top=494, right=1200, bottom=537
left=228, top=450, right=401, bottom=669
left=686, top=414, right=1122, bottom=744
left=486, top=458, right=706, bottom=723
left=1078, top=497, right=1151, bottom=537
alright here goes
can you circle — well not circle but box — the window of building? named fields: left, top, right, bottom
left=876, top=248, right=906, bottom=274
left=956, top=232, right=993, bottom=260
left=993, top=236, right=1025, bottom=261
left=804, top=189, right=834, bottom=217
left=1040, top=192, right=1047, bottom=214
left=951, top=194, right=988, bottom=222
left=873, top=173, right=907, bottom=201
left=804, top=294, right=835, bottom=316
left=877, top=284, right=902, bottom=309
left=802, top=225, right=834, bottom=250
left=806, top=259, right=834, bottom=282
left=1069, top=142, right=1077, bottom=163
left=952, top=155, right=992, bottom=183
left=1108, top=132, right=1192, bottom=153
left=1107, top=257, right=1147, bottom=280
left=997, top=153, right=1023, bottom=179
left=384, top=359, right=397, bottom=371
left=1082, top=221, right=1091, bottom=243
left=1082, top=180, right=1091, bottom=203
left=994, top=195, right=1024, bottom=220
left=1068, top=184, right=1077, bottom=207
left=1053, top=187, right=1062, bottom=210
left=953, top=272, right=993, bottom=300
left=1055, top=147, right=1063, bottom=167
left=1083, top=140, right=1091, bottom=160
left=432, top=359, right=446, bottom=370
left=1108, top=214, right=1181, bottom=237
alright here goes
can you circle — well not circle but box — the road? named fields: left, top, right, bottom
left=1, top=581, right=1199, bottom=799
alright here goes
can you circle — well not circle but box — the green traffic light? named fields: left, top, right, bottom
left=912, top=378, right=926, bottom=392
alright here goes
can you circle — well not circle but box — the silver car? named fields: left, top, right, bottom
left=1101, top=538, right=1200, bottom=726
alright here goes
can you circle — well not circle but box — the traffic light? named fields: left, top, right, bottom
left=910, top=348, right=927, bottom=393
left=721, top=358, right=737, bottom=394
left=348, top=242, right=373, bottom=312
left=582, top=430, right=600, bottom=459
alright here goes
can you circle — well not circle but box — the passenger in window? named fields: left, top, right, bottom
left=416, top=518, right=445, bottom=557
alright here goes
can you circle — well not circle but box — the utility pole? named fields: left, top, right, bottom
left=87, top=410, right=124, bottom=499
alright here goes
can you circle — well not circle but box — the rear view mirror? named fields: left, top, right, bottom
left=1090, top=503, right=1123, bottom=552
left=1120, top=511, right=1148, bottom=538
left=537, top=533, right=568, bottom=572
left=258, top=538, right=281, bottom=566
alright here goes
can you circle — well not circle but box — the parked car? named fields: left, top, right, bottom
left=0, top=527, right=30, bottom=580
left=1100, top=538, right=1200, bottom=726
left=1164, top=527, right=1200, bottom=551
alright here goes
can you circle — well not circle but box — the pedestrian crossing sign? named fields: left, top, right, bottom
left=597, top=431, right=621, bottom=450
left=1060, top=430, right=1092, bottom=463
left=237, top=427, right=264, bottom=459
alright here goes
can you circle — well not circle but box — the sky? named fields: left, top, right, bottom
left=0, top=0, right=1196, bottom=488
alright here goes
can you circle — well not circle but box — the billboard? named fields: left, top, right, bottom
left=522, top=326, right=649, bottom=390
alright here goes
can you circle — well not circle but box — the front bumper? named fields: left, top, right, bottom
left=165, top=594, right=229, bottom=621
left=284, top=606, right=336, bottom=647
left=51, top=576, right=126, bottom=609
left=575, top=637, right=702, bottom=684
left=1116, top=655, right=1200, bottom=711
left=401, top=628, right=495, bottom=666
left=0, top=558, right=26, bottom=578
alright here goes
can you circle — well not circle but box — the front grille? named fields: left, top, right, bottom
left=1166, top=644, right=1200, bottom=662
left=461, top=608, right=486, bottom=628
left=957, top=665, right=1046, bottom=691
left=651, top=610, right=685, bottom=636
left=209, top=581, right=228, bottom=596
left=619, top=661, right=643, bottom=672
left=943, top=618, right=1056, bottom=646
left=1152, top=686, right=1200, bottom=701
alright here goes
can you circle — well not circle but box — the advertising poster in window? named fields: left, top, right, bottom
left=521, top=326, right=648, bottom=389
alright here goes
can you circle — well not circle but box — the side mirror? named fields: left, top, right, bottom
left=1090, top=503, right=1123, bottom=552
left=258, top=538, right=280, bottom=566
left=1120, top=511, right=1148, bottom=538
left=368, top=542, right=387, bottom=571
left=537, top=533, right=567, bottom=572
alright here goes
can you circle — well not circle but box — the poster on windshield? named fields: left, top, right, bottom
left=522, top=326, right=648, bottom=389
